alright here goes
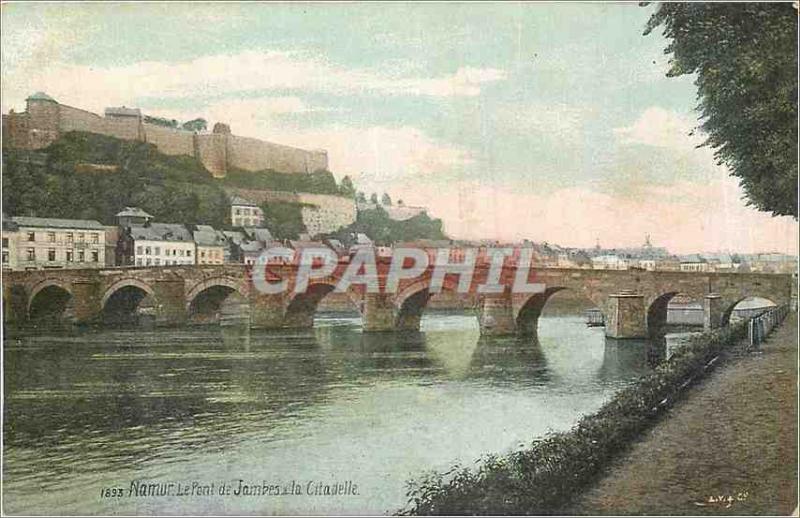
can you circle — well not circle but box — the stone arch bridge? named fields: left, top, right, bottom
left=2, top=264, right=791, bottom=338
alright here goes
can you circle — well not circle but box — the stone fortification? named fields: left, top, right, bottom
left=2, top=93, right=328, bottom=178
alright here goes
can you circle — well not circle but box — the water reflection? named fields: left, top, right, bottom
left=5, top=313, right=669, bottom=515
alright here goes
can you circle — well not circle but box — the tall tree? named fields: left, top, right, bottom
left=381, top=193, right=392, bottom=206
left=340, top=175, right=356, bottom=197
left=370, top=192, right=379, bottom=204
left=644, top=3, right=798, bottom=218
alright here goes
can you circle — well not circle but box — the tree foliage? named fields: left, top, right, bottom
left=339, top=175, right=356, bottom=197
left=181, top=118, right=208, bottom=132
left=258, top=201, right=307, bottom=240
left=381, top=192, right=392, bottom=206
left=222, top=167, right=346, bottom=195
left=326, top=206, right=447, bottom=246
left=2, top=132, right=227, bottom=227
left=644, top=3, right=798, bottom=217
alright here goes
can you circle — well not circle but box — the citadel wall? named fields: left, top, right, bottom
left=4, top=97, right=328, bottom=177
left=142, top=123, right=195, bottom=156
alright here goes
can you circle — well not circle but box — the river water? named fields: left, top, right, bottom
left=3, top=313, right=667, bottom=515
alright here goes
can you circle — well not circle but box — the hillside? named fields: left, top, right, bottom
left=2, top=131, right=448, bottom=243
left=2, top=132, right=338, bottom=229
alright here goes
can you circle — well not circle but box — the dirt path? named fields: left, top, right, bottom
left=569, top=314, right=798, bottom=516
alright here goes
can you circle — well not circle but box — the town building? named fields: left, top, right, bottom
left=591, top=253, right=629, bottom=270
left=230, top=196, right=264, bottom=228
left=679, top=254, right=709, bottom=272
left=10, top=216, right=107, bottom=270
left=193, top=225, right=227, bottom=265
left=120, top=223, right=195, bottom=266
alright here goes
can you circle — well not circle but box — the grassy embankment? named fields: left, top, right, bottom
left=399, top=318, right=764, bottom=515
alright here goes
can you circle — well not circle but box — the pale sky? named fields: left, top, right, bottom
left=2, top=2, right=797, bottom=254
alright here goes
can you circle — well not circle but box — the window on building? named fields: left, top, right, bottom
left=27, top=248, right=35, bottom=261
left=136, top=258, right=142, bottom=266
left=77, top=233, right=85, bottom=243
left=2, top=238, right=8, bottom=248
left=1, top=251, right=7, bottom=264
left=91, top=251, right=99, bottom=262
left=235, top=209, right=241, bottom=216
left=66, top=232, right=73, bottom=242
left=137, top=246, right=143, bottom=255
left=155, top=258, right=161, bottom=265
left=179, top=250, right=184, bottom=256
left=145, top=247, right=151, bottom=255
left=187, top=250, right=192, bottom=257
left=27, top=232, right=35, bottom=242
left=66, top=250, right=73, bottom=262
left=78, top=251, right=85, bottom=262
left=91, top=233, right=99, bottom=244
left=47, top=232, right=56, bottom=243
left=201, top=250, right=206, bottom=258
left=47, top=249, right=56, bottom=261
left=173, top=250, right=177, bottom=256
left=146, top=258, right=152, bottom=266
left=155, top=246, right=161, bottom=255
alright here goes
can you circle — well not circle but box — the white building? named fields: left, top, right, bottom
left=679, top=254, right=709, bottom=272
left=230, top=196, right=264, bottom=228
left=10, top=216, right=106, bottom=270
left=129, top=223, right=195, bottom=266
left=591, top=254, right=629, bottom=270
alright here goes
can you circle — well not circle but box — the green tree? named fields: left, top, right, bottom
left=340, top=175, right=356, bottom=197
left=259, top=201, right=306, bottom=240
left=381, top=193, right=392, bottom=206
left=182, top=118, right=208, bottom=132
left=644, top=3, right=798, bottom=218
left=356, top=191, right=367, bottom=204
left=370, top=193, right=378, bottom=204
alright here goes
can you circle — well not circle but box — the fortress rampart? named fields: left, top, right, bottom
left=2, top=93, right=328, bottom=178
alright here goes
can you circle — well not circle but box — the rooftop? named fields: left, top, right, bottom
left=131, top=223, right=193, bottom=243
left=12, top=216, right=105, bottom=230
left=230, top=195, right=258, bottom=207
left=116, top=207, right=153, bottom=219
left=194, top=229, right=227, bottom=247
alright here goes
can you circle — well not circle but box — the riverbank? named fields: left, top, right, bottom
left=569, top=312, right=798, bottom=515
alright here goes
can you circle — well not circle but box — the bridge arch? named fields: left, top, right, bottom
left=186, top=277, right=248, bottom=324
left=514, top=286, right=604, bottom=336
left=283, top=280, right=362, bottom=329
left=101, top=278, right=158, bottom=325
left=393, top=276, right=465, bottom=331
left=721, top=296, right=778, bottom=326
left=27, top=280, right=74, bottom=323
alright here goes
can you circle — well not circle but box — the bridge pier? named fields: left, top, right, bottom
left=249, top=293, right=289, bottom=329
left=606, top=291, right=646, bottom=339
left=478, top=292, right=517, bottom=336
left=151, top=279, right=188, bottom=326
left=703, top=293, right=723, bottom=331
left=70, top=280, right=103, bottom=325
left=362, top=293, right=396, bottom=332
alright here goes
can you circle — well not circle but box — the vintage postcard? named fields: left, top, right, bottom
left=1, top=1, right=798, bottom=516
